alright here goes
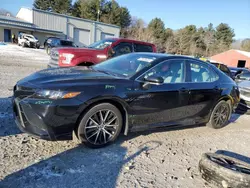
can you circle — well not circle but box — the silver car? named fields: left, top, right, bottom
left=238, top=81, right=250, bottom=114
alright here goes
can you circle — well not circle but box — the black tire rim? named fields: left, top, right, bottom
left=85, top=109, right=119, bottom=145
left=212, top=103, right=230, bottom=127
left=209, top=155, right=250, bottom=175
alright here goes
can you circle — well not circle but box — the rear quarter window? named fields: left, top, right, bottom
left=134, top=43, right=153, bottom=52
left=220, top=65, right=231, bottom=76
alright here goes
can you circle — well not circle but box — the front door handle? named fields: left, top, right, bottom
left=179, top=87, right=190, bottom=93
left=214, top=86, right=220, bottom=91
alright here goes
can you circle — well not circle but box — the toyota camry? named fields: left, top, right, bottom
left=13, top=53, right=240, bottom=148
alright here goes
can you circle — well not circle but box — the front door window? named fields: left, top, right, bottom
left=143, top=59, right=185, bottom=83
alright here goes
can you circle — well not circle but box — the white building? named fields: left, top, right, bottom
left=0, top=7, right=120, bottom=46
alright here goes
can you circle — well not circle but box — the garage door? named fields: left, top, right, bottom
left=73, top=28, right=90, bottom=47
left=101, top=32, right=115, bottom=40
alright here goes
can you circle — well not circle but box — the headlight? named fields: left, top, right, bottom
left=59, top=53, right=74, bottom=64
left=35, top=90, right=81, bottom=99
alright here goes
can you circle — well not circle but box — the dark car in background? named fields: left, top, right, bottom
left=13, top=53, right=239, bottom=148
left=44, top=37, right=77, bottom=55
left=229, top=67, right=250, bottom=82
left=210, top=62, right=234, bottom=80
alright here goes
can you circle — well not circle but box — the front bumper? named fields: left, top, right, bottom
left=27, top=41, right=39, bottom=48
left=48, top=59, right=59, bottom=68
left=13, top=98, right=56, bottom=140
left=13, top=96, right=82, bottom=141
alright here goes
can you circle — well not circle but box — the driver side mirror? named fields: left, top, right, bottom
left=144, top=75, right=164, bottom=84
left=142, top=76, right=164, bottom=89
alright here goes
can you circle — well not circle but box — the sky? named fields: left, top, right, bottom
left=1, top=0, right=250, bottom=39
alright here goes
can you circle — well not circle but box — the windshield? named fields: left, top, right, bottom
left=88, top=39, right=116, bottom=49
left=61, top=40, right=74, bottom=46
left=93, top=53, right=158, bottom=78
left=25, top=35, right=35, bottom=39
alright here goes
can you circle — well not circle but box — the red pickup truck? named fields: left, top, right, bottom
left=48, top=38, right=157, bottom=68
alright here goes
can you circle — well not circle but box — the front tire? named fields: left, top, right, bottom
left=206, top=100, right=232, bottom=129
left=46, top=46, right=51, bottom=55
left=77, top=103, right=123, bottom=148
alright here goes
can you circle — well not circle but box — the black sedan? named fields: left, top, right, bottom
left=13, top=53, right=240, bottom=148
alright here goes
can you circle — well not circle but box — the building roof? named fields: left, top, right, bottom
left=20, top=7, right=120, bottom=29
left=0, top=14, right=33, bottom=26
left=235, top=50, right=250, bottom=58
left=0, top=14, right=63, bottom=35
left=211, top=49, right=250, bottom=58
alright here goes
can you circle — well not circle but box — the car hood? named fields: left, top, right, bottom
left=17, top=67, right=120, bottom=89
left=238, top=80, right=250, bottom=89
left=57, top=47, right=105, bottom=54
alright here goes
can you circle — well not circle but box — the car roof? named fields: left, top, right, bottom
left=229, top=67, right=248, bottom=70
left=107, top=38, right=156, bottom=46
left=130, top=53, right=213, bottom=63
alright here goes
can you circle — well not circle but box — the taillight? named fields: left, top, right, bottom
left=58, top=53, right=74, bottom=66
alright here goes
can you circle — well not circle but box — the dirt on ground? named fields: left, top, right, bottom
left=0, top=44, right=250, bottom=188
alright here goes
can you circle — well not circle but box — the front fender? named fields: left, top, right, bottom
left=72, top=56, right=95, bottom=66
left=79, top=95, right=130, bottom=135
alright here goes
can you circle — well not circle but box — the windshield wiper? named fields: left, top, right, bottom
left=95, top=69, right=121, bottom=77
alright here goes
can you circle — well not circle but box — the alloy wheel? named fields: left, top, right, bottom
left=85, top=110, right=119, bottom=145
left=212, top=103, right=230, bottom=127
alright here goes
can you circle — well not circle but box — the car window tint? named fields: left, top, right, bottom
left=144, top=60, right=185, bottom=83
left=241, top=72, right=250, bottom=79
left=189, top=61, right=218, bottom=82
left=113, top=42, right=133, bottom=57
left=51, top=39, right=60, bottom=46
left=220, top=65, right=231, bottom=76
left=61, top=40, right=73, bottom=46
left=134, top=43, right=153, bottom=52
left=47, top=39, right=52, bottom=44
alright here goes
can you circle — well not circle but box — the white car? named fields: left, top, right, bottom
left=18, top=33, right=40, bottom=49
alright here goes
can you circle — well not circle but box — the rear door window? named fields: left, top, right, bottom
left=134, top=43, right=153, bottom=52
left=188, top=60, right=219, bottom=82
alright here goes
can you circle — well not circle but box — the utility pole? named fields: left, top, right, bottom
left=97, top=9, right=100, bottom=22
left=97, top=0, right=101, bottom=22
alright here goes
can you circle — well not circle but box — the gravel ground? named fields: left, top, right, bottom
left=0, top=44, right=250, bottom=188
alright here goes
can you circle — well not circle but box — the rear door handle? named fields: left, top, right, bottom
left=179, top=87, right=190, bottom=93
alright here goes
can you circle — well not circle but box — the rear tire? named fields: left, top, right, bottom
left=206, top=100, right=232, bottom=129
left=77, top=103, right=123, bottom=148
